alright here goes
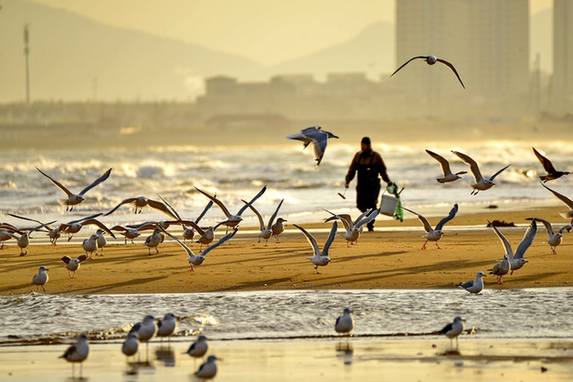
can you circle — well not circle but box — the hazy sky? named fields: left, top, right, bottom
left=33, top=0, right=553, bottom=65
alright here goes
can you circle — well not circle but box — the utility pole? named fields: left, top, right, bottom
left=23, top=24, right=31, bottom=103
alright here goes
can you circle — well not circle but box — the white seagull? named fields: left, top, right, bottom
left=438, top=316, right=465, bottom=350
left=194, top=186, right=267, bottom=229
left=104, top=196, right=178, bottom=219
left=425, top=149, right=467, bottom=183
left=403, top=204, right=458, bottom=249
left=527, top=217, right=571, bottom=255
left=61, top=255, right=88, bottom=278
left=452, top=151, right=510, bottom=195
left=335, top=307, right=354, bottom=336
left=82, top=234, right=99, bottom=257
left=157, top=313, right=177, bottom=342
left=489, top=219, right=537, bottom=283
left=144, top=228, right=165, bottom=255
left=185, top=335, right=209, bottom=359
left=392, top=55, right=465, bottom=88
left=32, top=265, right=49, bottom=292
left=60, top=334, right=90, bottom=378
left=243, top=199, right=284, bottom=245
left=457, top=271, right=486, bottom=294
left=161, top=226, right=237, bottom=271
left=288, top=126, right=339, bottom=166
left=324, top=208, right=379, bottom=246
left=293, top=222, right=338, bottom=273
left=540, top=182, right=573, bottom=221
left=37, top=167, right=112, bottom=211
left=195, top=355, right=220, bottom=380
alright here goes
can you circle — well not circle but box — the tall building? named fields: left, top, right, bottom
left=553, top=0, right=573, bottom=114
left=396, top=0, right=529, bottom=108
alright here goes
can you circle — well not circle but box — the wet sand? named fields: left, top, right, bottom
left=0, top=206, right=572, bottom=295
left=0, top=338, right=572, bottom=381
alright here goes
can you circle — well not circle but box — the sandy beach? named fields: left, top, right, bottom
left=1, top=206, right=571, bottom=295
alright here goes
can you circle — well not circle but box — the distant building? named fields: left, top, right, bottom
left=553, top=0, right=573, bottom=114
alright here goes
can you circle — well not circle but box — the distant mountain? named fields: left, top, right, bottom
left=0, top=0, right=263, bottom=102
left=270, top=21, right=394, bottom=78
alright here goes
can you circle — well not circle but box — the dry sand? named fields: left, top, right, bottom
left=0, top=206, right=572, bottom=295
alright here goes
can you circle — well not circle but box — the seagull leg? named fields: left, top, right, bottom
left=552, top=246, right=557, bottom=255
left=421, top=241, right=428, bottom=250
left=155, top=247, right=159, bottom=254
left=314, top=265, right=319, bottom=274
left=41, top=285, right=45, bottom=293
left=435, top=242, right=441, bottom=249
left=456, top=337, right=459, bottom=350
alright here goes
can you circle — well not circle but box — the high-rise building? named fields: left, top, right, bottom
left=553, top=0, right=573, bottom=113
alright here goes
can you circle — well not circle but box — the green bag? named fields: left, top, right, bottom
left=386, top=183, right=404, bottom=222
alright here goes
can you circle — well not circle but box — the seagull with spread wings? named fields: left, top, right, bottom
left=158, top=195, right=214, bottom=242
left=532, top=147, right=570, bottom=182
left=540, top=182, right=573, bottom=221
left=36, top=167, right=112, bottom=211
left=452, top=151, right=510, bottom=195
left=403, top=204, right=458, bottom=249
left=527, top=217, right=571, bottom=255
left=392, top=55, right=465, bottom=88
left=425, top=149, right=467, bottom=183
left=61, top=255, right=88, bottom=278
left=288, top=126, right=339, bottom=166
left=324, top=208, right=379, bottom=246
left=104, top=196, right=178, bottom=219
left=293, top=222, right=338, bottom=273
left=243, top=199, right=284, bottom=245
left=57, top=214, right=116, bottom=242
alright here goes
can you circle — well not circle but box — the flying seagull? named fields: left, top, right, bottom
left=37, top=167, right=112, bottom=211
left=324, top=208, right=379, bottom=246
left=243, top=199, right=284, bottom=245
left=452, top=151, right=510, bottom=195
left=540, top=182, right=573, bottom=221
left=532, top=147, right=570, bottom=182
left=392, top=55, right=465, bottom=88
left=104, top=196, right=178, bottom=219
left=489, top=219, right=537, bottom=282
left=425, top=149, right=467, bottom=183
left=403, top=203, right=458, bottom=249
left=293, top=222, right=338, bottom=273
left=288, top=126, right=339, bottom=166
left=527, top=217, right=571, bottom=255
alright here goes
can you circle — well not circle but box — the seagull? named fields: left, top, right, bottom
left=488, top=253, right=511, bottom=285
left=157, top=313, right=177, bottom=342
left=32, top=265, right=49, bottom=292
left=540, top=182, right=573, bottom=221
left=131, top=315, right=156, bottom=360
left=60, top=334, right=89, bottom=378
left=271, top=217, right=287, bottom=243
left=82, top=234, right=99, bottom=257
left=162, top=219, right=223, bottom=248
left=335, top=307, right=354, bottom=336
left=489, top=219, right=537, bottom=282
left=392, top=55, right=465, bottom=88
left=452, top=151, right=510, bottom=195
left=104, top=196, right=178, bottom=219
left=243, top=199, right=284, bottom=245
left=457, top=271, right=486, bottom=294
left=403, top=204, right=458, bottom=249
left=95, top=229, right=108, bottom=255
left=532, top=147, right=570, bottom=182
left=527, top=217, right=571, bottom=255
left=144, top=228, right=164, bottom=255
left=425, top=149, right=467, bottom=183
left=194, top=185, right=267, bottom=229
left=293, top=222, right=338, bottom=273
left=57, top=214, right=116, bottom=242
left=160, top=226, right=237, bottom=271
left=0, top=228, right=16, bottom=249
left=37, top=167, right=112, bottom=211
left=6, top=214, right=60, bottom=245
left=159, top=195, right=214, bottom=242
left=10, top=221, right=56, bottom=256
left=186, top=335, right=209, bottom=359
left=195, top=355, right=220, bottom=380
left=111, top=225, right=141, bottom=244
left=61, top=255, right=88, bottom=278
left=288, top=126, right=339, bottom=165
left=438, top=316, right=465, bottom=350
left=325, top=208, right=379, bottom=246
left=122, top=332, right=139, bottom=359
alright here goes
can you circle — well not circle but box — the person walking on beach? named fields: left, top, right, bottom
left=345, top=137, right=394, bottom=231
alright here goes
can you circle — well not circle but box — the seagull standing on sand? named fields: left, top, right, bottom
left=335, top=307, right=354, bottom=336
left=61, top=255, right=88, bottom=278
left=452, top=151, right=510, bottom=195
left=111, top=225, right=141, bottom=244
left=194, top=186, right=267, bottom=229
left=6, top=214, right=60, bottom=245
left=457, top=271, right=486, bottom=294
left=288, top=126, right=339, bottom=166
left=293, top=222, right=338, bottom=273
left=157, top=313, right=177, bottom=342
left=144, top=228, right=164, bottom=255
left=425, top=149, right=467, bottom=183
left=60, top=334, right=89, bottom=378
left=438, top=317, right=465, bottom=350
left=527, top=217, right=571, bottom=255
left=37, top=167, right=112, bottom=211
left=82, top=234, right=99, bottom=257
left=95, top=229, right=108, bottom=255
left=540, top=182, right=573, bottom=221
left=391, top=55, right=465, bottom=88
left=186, top=335, right=209, bottom=359
left=122, top=332, right=139, bottom=359
left=13, top=221, right=56, bottom=256
left=160, top=226, right=237, bottom=271
left=243, top=199, right=284, bottom=245
left=324, top=208, right=379, bottom=246
left=0, top=229, right=16, bottom=249
left=271, top=217, right=287, bottom=243
left=104, top=196, right=178, bottom=218
left=32, top=265, right=49, bottom=292
left=403, top=204, right=458, bottom=249
left=195, top=355, right=220, bottom=380
left=532, top=147, right=570, bottom=182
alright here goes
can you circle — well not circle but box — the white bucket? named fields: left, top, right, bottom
left=380, top=194, right=398, bottom=217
